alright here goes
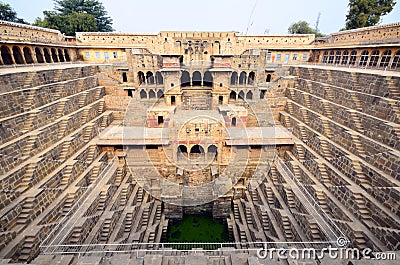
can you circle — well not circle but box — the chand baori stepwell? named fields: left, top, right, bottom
left=0, top=19, right=399, bottom=264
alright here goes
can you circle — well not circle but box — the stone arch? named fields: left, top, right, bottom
left=380, top=50, right=391, bottom=67
left=1, top=45, right=13, bottom=65
left=157, top=90, right=164, bottom=98
left=12, top=46, right=24, bottom=64
left=230, top=71, right=238, bottom=85
left=51, top=48, right=58, bottom=62
left=178, top=145, right=188, bottom=158
left=156, top=71, right=163, bottom=85
left=43, top=48, right=52, bottom=63
left=203, top=71, right=213, bottom=87
left=207, top=144, right=218, bottom=160
left=246, top=90, right=253, bottom=100
left=341, top=50, right=349, bottom=65
left=64, top=49, right=71, bottom=61
left=190, top=145, right=204, bottom=159
left=146, top=71, right=154, bottom=84
left=192, top=71, right=202, bottom=86
left=239, top=71, right=247, bottom=85
left=334, top=51, right=341, bottom=64
left=149, top=89, right=156, bottom=99
left=266, top=74, right=272, bottom=82
left=238, top=90, right=245, bottom=99
left=181, top=70, right=190, bottom=87
left=138, top=71, right=145, bottom=85
left=359, top=50, right=369, bottom=66
left=23, top=47, right=34, bottom=64
left=58, top=48, right=65, bottom=62
left=390, top=50, right=400, bottom=69
left=140, top=89, right=147, bottom=99
left=248, top=71, right=255, bottom=85
left=369, top=50, right=379, bottom=67
left=35, top=47, right=44, bottom=63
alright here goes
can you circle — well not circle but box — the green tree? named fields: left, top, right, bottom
left=34, top=0, right=113, bottom=35
left=345, top=0, right=396, bottom=30
left=288, top=21, right=325, bottom=37
left=0, top=1, right=28, bottom=24
left=34, top=11, right=98, bottom=36
left=54, top=0, right=113, bottom=32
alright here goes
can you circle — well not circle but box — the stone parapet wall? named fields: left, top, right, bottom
left=0, top=21, right=65, bottom=44
left=322, top=22, right=400, bottom=47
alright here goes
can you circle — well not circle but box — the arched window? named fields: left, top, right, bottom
left=156, top=71, right=163, bottom=85
left=64, top=49, right=71, bottom=61
left=140, top=89, right=147, bottom=99
left=138, top=71, right=145, bottom=85
left=390, top=50, right=400, bottom=69
left=238, top=90, right=245, bottom=99
left=203, top=71, right=213, bottom=87
left=51, top=48, right=58, bottom=62
left=181, top=71, right=190, bottom=87
left=149, top=90, right=156, bottom=99
left=12, top=46, right=24, bottom=64
left=359, top=50, right=369, bottom=66
left=380, top=50, right=392, bottom=67
left=248, top=71, right=255, bottom=85
left=322, top=51, right=328, bottom=63
left=23, top=47, right=33, bottom=64
left=246, top=90, right=253, bottom=100
left=229, top=91, right=236, bottom=101
left=146, top=71, right=154, bottom=84
left=58, top=48, right=65, bottom=62
left=1, top=46, right=13, bottom=65
left=349, top=50, right=357, bottom=65
left=35, top=47, right=44, bottom=63
left=266, top=74, right=272, bottom=82
left=192, top=71, right=202, bottom=86
left=369, top=50, right=379, bottom=67
left=157, top=90, right=164, bottom=98
left=328, top=51, right=335, bottom=63
left=341, top=50, right=349, bottom=65
left=231, top=117, right=237, bottom=127
left=239, top=71, right=247, bottom=85
left=334, top=51, right=341, bottom=64
left=230, top=72, right=238, bottom=85
left=43, top=48, right=51, bottom=63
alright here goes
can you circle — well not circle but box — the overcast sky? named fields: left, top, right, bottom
left=5, top=0, right=400, bottom=35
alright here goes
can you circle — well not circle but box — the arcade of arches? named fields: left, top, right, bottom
left=0, top=45, right=72, bottom=65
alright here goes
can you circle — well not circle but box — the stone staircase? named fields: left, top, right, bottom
left=281, top=216, right=294, bottom=240
left=352, top=193, right=371, bottom=222
left=17, top=197, right=35, bottom=225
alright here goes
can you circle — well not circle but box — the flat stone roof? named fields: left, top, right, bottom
left=226, top=126, right=293, bottom=145
left=97, top=126, right=169, bottom=145
left=97, top=125, right=293, bottom=146
left=218, top=105, right=247, bottom=112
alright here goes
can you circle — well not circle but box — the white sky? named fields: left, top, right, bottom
left=5, top=0, right=400, bottom=35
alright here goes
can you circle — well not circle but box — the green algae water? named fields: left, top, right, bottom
left=166, top=214, right=228, bottom=243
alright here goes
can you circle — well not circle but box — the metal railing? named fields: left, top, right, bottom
left=40, top=156, right=119, bottom=252
left=274, top=155, right=347, bottom=245
left=294, top=62, right=400, bottom=72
